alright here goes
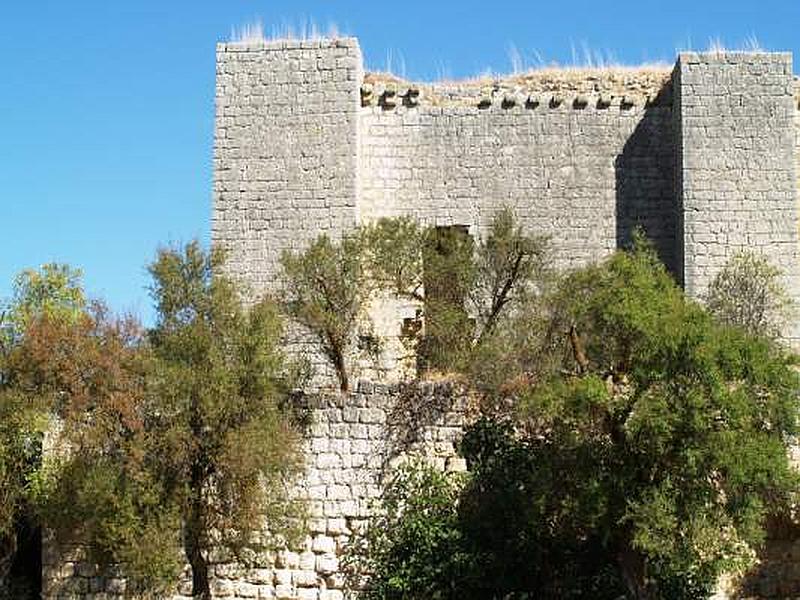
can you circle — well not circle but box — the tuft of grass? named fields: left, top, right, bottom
left=741, top=34, right=764, bottom=52
left=229, top=18, right=342, bottom=44
left=677, top=35, right=767, bottom=56
left=230, top=20, right=265, bottom=44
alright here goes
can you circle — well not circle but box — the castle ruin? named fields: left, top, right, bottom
left=42, top=37, right=800, bottom=600
left=212, top=37, right=800, bottom=351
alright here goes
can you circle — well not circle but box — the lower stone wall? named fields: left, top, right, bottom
left=42, top=380, right=471, bottom=600
left=38, top=378, right=800, bottom=599
left=734, top=516, right=800, bottom=599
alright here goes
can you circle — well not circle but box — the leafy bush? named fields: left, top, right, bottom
left=348, top=242, right=800, bottom=600
left=280, top=233, right=373, bottom=391
left=344, top=461, right=471, bottom=600
left=705, top=251, right=791, bottom=338
left=362, top=208, right=551, bottom=376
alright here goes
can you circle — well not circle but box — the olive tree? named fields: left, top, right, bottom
left=35, top=244, right=304, bottom=599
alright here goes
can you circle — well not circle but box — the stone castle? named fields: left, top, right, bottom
left=212, top=37, right=800, bottom=350
left=42, top=38, right=800, bottom=599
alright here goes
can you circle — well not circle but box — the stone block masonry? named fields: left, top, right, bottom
left=212, top=37, right=800, bottom=366
left=358, top=71, right=677, bottom=273
left=212, top=38, right=363, bottom=292
left=676, top=52, right=800, bottom=341
left=42, top=381, right=471, bottom=600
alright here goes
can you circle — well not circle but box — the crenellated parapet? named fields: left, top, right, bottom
left=360, top=68, right=673, bottom=111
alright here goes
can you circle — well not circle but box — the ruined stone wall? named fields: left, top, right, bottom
left=212, top=39, right=800, bottom=342
left=795, top=80, right=800, bottom=211
left=42, top=382, right=470, bottom=600
left=358, top=71, right=678, bottom=273
left=212, top=38, right=362, bottom=293
left=676, top=52, right=800, bottom=341
left=210, top=41, right=686, bottom=281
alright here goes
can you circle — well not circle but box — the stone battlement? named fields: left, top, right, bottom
left=361, top=67, right=673, bottom=110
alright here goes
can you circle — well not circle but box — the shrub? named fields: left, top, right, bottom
left=705, top=251, right=791, bottom=338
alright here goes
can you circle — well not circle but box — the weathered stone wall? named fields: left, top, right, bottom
left=795, top=80, right=800, bottom=213
left=212, top=38, right=362, bottom=292
left=211, top=38, right=681, bottom=356
left=676, top=52, right=800, bottom=340
left=42, top=382, right=470, bottom=600
left=358, top=72, right=678, bottom=273
left=212, top=39, right=800, bottom=347
left=212, top=38, right=800, bottom=365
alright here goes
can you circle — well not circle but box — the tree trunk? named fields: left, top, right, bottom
left=185, top=506, right=210, bottom=599
left=617, top=543, right=656, bottom=600
left=184, top=466, right=211, bottom=600
left=0, top=531, right=15, bottom=598
left=333, top=346, right=349, bottom=393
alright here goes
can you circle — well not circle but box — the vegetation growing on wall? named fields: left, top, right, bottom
left=280, top=208, right=551, bottom=387
left=705, top=250, right=792, bottom=339
left=280, top=233, right=375, bottom=392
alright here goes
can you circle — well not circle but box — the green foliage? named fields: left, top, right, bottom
left=347, top=442, right=624, bottom=600
left=22, top=243, right=303, bottom=599
left=0, top=263, right=88, bottom=594
left=514, top=243, right=800, bottom=597
left=362, top=216, right=426, bottom=301
left=361, top=209, right=551, bottom=376
left=0, top=391, right=47, bottom=578
left=36, top=454, right=181, bottom=593
left=4, top=263, right=86, bottom=339
left=469, top=207, right=551, bottom=342
left=351, top=242, right=800, bottom=599
left=459, top=418, right=628, bottom=599
left=705, top=251, right=792, bottom=338
left=19, top=302, right=181, bottom=594
left=145, top=241, right=304, bottom=597
left=280, top=233, right=372, bottom=391
left=279, top=210, right=550, bottom=384
left=345, top=461, right=472, bottom=600
left=417, top=225, right=476, bottom=372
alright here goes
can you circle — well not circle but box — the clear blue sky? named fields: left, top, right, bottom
left=2, top=0, right=799, bottom=324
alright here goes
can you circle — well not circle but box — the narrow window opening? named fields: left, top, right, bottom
left=419, top=225, right=474, bottom=374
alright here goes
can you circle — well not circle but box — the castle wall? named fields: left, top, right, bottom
left=676, top=52, right=800, bottom=340
left=358, top=77, right=678, bottom=273
left=39, top=39, right=800, bottom=600
left=42, top=382, right=470, bottom=600
left=212, top=39, right=362, bottom=292
left=795, top=82, right=800, bottom=210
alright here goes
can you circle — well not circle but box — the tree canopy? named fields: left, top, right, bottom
left=2, top=246, right=304, bottom=599
left=348, top=242, right=800, bottom=599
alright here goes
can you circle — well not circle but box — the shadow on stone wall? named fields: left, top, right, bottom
left=614, top=83, right=678, bottom=276
left=737, top=515, right=800, bottom=599
left=381, top=380, right=468, bottom=472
